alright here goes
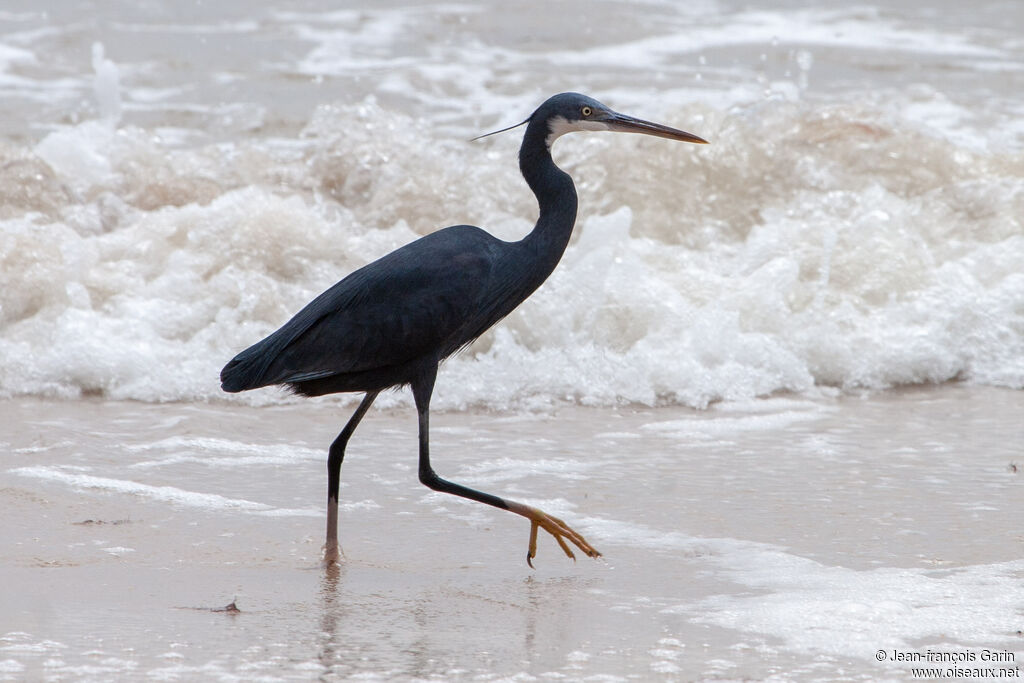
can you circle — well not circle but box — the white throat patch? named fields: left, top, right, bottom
left=545, top=115, right=610, bottom=148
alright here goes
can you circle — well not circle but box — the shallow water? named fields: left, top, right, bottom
left=1, top=386, right=1022, bottom=680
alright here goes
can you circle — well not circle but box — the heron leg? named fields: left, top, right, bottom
left=325, top=391, right=378, bottom=565
left=411, top=370, right=600, bottom=567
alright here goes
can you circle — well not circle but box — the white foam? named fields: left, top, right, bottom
left=32, top=121, right=119, bottom=194
left=555, top=7, right=1011, bottom=62
left=0, top=42, right=35, bottom=72
left=5, top=98, right=1023, bottom=410
left=126, top=436, right=323, bottom=468
left=1, top=3, right=1022, bottom=411
left=10, top=466, right=320, bottom=516
left=674, top=547, right=1024, bottom=657
left=579, top=516, right=750, bottom=556
left=0, top=659, right=25, bottom=674
left=640, top=410, right=827, bottom=439
left=90, top=43, right=121, bottom=123
left=454, top=457, right=599, bottom=484
left=582, top=514, right=1024, bottom=658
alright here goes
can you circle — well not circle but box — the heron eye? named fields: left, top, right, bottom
left=581, top=106, right=592, bottom=117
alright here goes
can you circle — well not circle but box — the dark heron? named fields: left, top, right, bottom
left=221, top=92, right=707, bottom=566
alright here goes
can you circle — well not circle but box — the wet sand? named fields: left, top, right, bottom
left=1, top=385, right=1022, bottom=680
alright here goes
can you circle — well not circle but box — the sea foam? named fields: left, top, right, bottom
left=0, top=94, right=1021, bottom=410
left=11, top=466, right=321, bottom=516
left=1, top=5, right=1022, bottom=410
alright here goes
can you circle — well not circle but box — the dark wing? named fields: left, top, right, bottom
left=220, top=225, right=503, bottom=392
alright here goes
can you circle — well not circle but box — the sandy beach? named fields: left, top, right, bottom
left=1, top=384, right=1021, bottom=680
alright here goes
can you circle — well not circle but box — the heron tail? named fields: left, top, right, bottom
left=220, top=355, right=260, bottom=393
left=219, top=335, right=282, bottom=393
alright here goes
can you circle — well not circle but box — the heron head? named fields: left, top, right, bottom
left=537, top=92, right=708, bottom=148
left=474, top=92, right=708, bottom=149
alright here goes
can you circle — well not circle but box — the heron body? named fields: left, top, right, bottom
left=221, top=92, right=706, bottom=565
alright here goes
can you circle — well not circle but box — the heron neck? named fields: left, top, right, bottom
left=518, top=122, right=578, bottom=277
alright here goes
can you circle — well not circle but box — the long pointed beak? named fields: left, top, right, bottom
left=604, top=112, right=708, bottom=144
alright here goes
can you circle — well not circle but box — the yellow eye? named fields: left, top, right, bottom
left=581, top=106, right=592, bottom=117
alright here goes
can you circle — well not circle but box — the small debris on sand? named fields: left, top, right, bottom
left=177, top=600, right=241, bottom=614
left=74, top=519, right=132, bottom=526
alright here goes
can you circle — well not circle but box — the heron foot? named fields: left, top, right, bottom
left=506, top=502, right=600, bottom=567
left=322, top=541, right=341, bottom=567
